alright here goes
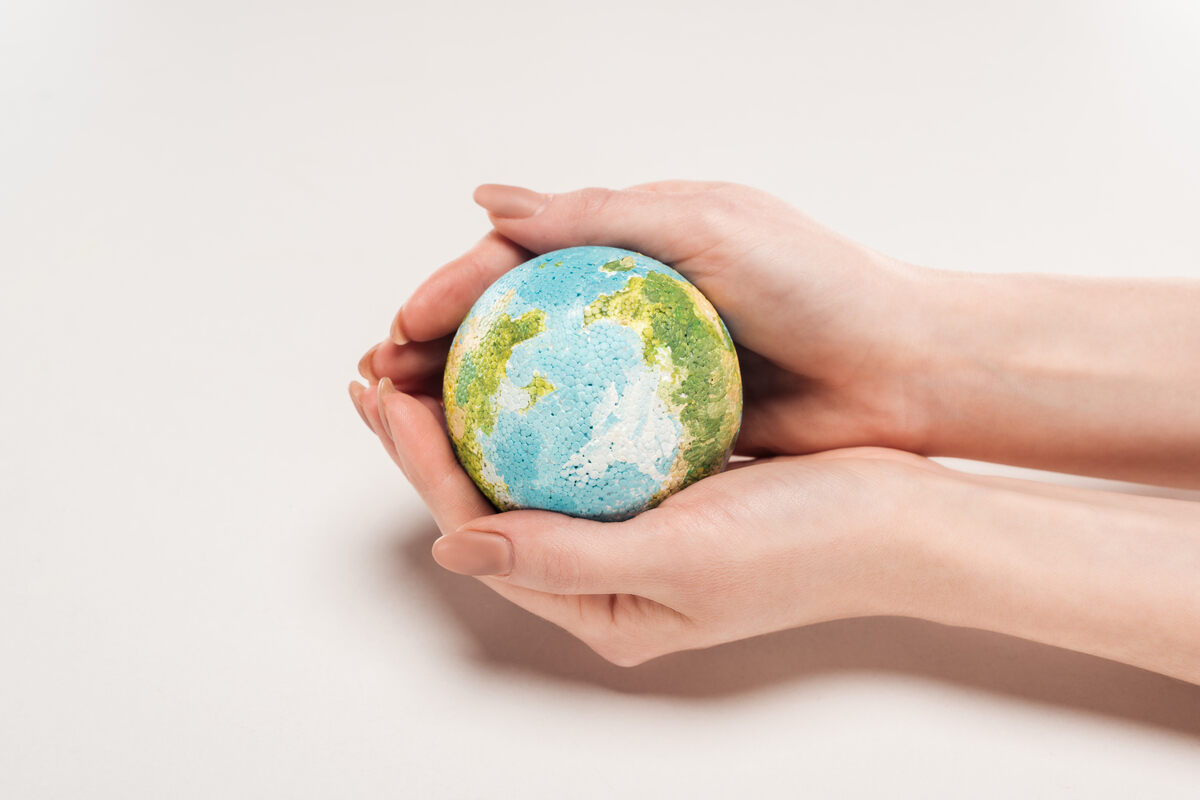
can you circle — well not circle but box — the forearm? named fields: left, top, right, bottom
left=905, top=471, right=1200, bottom=684
left=908, top=270, right=1200, bottom=487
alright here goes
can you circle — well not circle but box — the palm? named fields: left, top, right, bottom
left=735, top=345, right=915, bottom=455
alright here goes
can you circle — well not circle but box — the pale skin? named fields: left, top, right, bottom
left=349, top=181, right=1200, bottom=683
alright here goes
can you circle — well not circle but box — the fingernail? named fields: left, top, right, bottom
left=473, top=184, right=546, bottom=219
left=348, top=382, right=371, bottom=432
left=357, top=343, right=379, bottom=382
left=432, top=531, right=514, bottom=576
left=390, top=306, right=409, bottom=346
left=377, top=377, right=396, bottom=440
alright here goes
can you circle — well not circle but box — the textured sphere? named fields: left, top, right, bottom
left=443, top=246, right=742, bottom=521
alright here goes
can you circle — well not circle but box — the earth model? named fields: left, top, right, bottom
left=443, top=245, right=742, bottom=521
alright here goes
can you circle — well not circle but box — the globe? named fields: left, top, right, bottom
left=443, top=245, right=742, bottom=521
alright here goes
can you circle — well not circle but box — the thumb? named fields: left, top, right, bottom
left=431, top=508, right=671, bottom=596
left=472, top=183, right=727, bottom=266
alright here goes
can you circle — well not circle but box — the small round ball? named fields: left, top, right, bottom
left=443, top=246, right=742, bottom=521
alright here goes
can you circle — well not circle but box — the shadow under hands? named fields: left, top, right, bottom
left=389, top=519, right=1200, bottom=737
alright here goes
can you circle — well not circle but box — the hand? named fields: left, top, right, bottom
left=359, top=179, right=1200, bottom=484
left=349, top=181, right=1200, bottom=679
left=357, top=181, right=935, bottom=458
left=352, top=378, right=935, bottom=666
left=353, top=377, right=1200, bottom=681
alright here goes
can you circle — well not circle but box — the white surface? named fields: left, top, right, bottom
left=3, top=1, right=1200, bottom=797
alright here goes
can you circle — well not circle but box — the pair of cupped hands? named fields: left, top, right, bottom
left=350, top=180, right=960, bottom=666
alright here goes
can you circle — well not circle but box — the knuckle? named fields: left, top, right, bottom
left=459, top=249, right=492, bottom=287
left=599, top=648, right=650, bottom=669
left=692, top=191, right=741, bottom=232
left=577, top=609, right=662, bottom=668
left=574, top=186, right=615, bottom=219
left=537, top=540, right=586, bottom=594
left=588, top=632, right=656, bottom=668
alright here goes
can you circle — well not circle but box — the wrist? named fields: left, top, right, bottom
left=889, top=468, right=1200, bottom=682
left=811, top=456, right=984, bottom=621
left=884, top=466, right=1099, bottom=629
left=855, top=462, right=988, bottom=619
left=851, top=460, right=1068, bottom=624
left=833, top=259, right=958, bottom=455
left=877, top=266, right=1053, bottom=456
left=889, top=469, right=1017, bottom=624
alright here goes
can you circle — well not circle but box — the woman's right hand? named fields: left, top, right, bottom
left=362, top=181, right=937, bottom=458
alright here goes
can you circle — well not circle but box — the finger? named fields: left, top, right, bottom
left=359, top=378, right=443, bottom=441
left=357, top=334, right=452, bottom=396
left=367, top=383, right=656, bottom=658
left=350, top=379, right=390, bottom=440
left=464, top=578, right=669, bottom=667
left=431, top=508, right=674, bottom=598
left=367, top=381, right=635, bottom=647
left=625, top=179, right=732, bottom=193
left=473, top=579, right=689, bottom=666
left=348, top=381, right=374, bottom=433
left=374, top=379, right=493, bottom=533
left=351, top=379, right=408, bottom=469
left=390, top=230, right=532, bottom=345
left=471, top=578, right=598, bottom=638
left=472, top=183, right=727, bottom=266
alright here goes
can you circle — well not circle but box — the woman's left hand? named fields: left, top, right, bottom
left=350, top=379, right=939, bottom=666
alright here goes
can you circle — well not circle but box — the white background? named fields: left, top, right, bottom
left=3, top=1, right=1200, bottom=797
